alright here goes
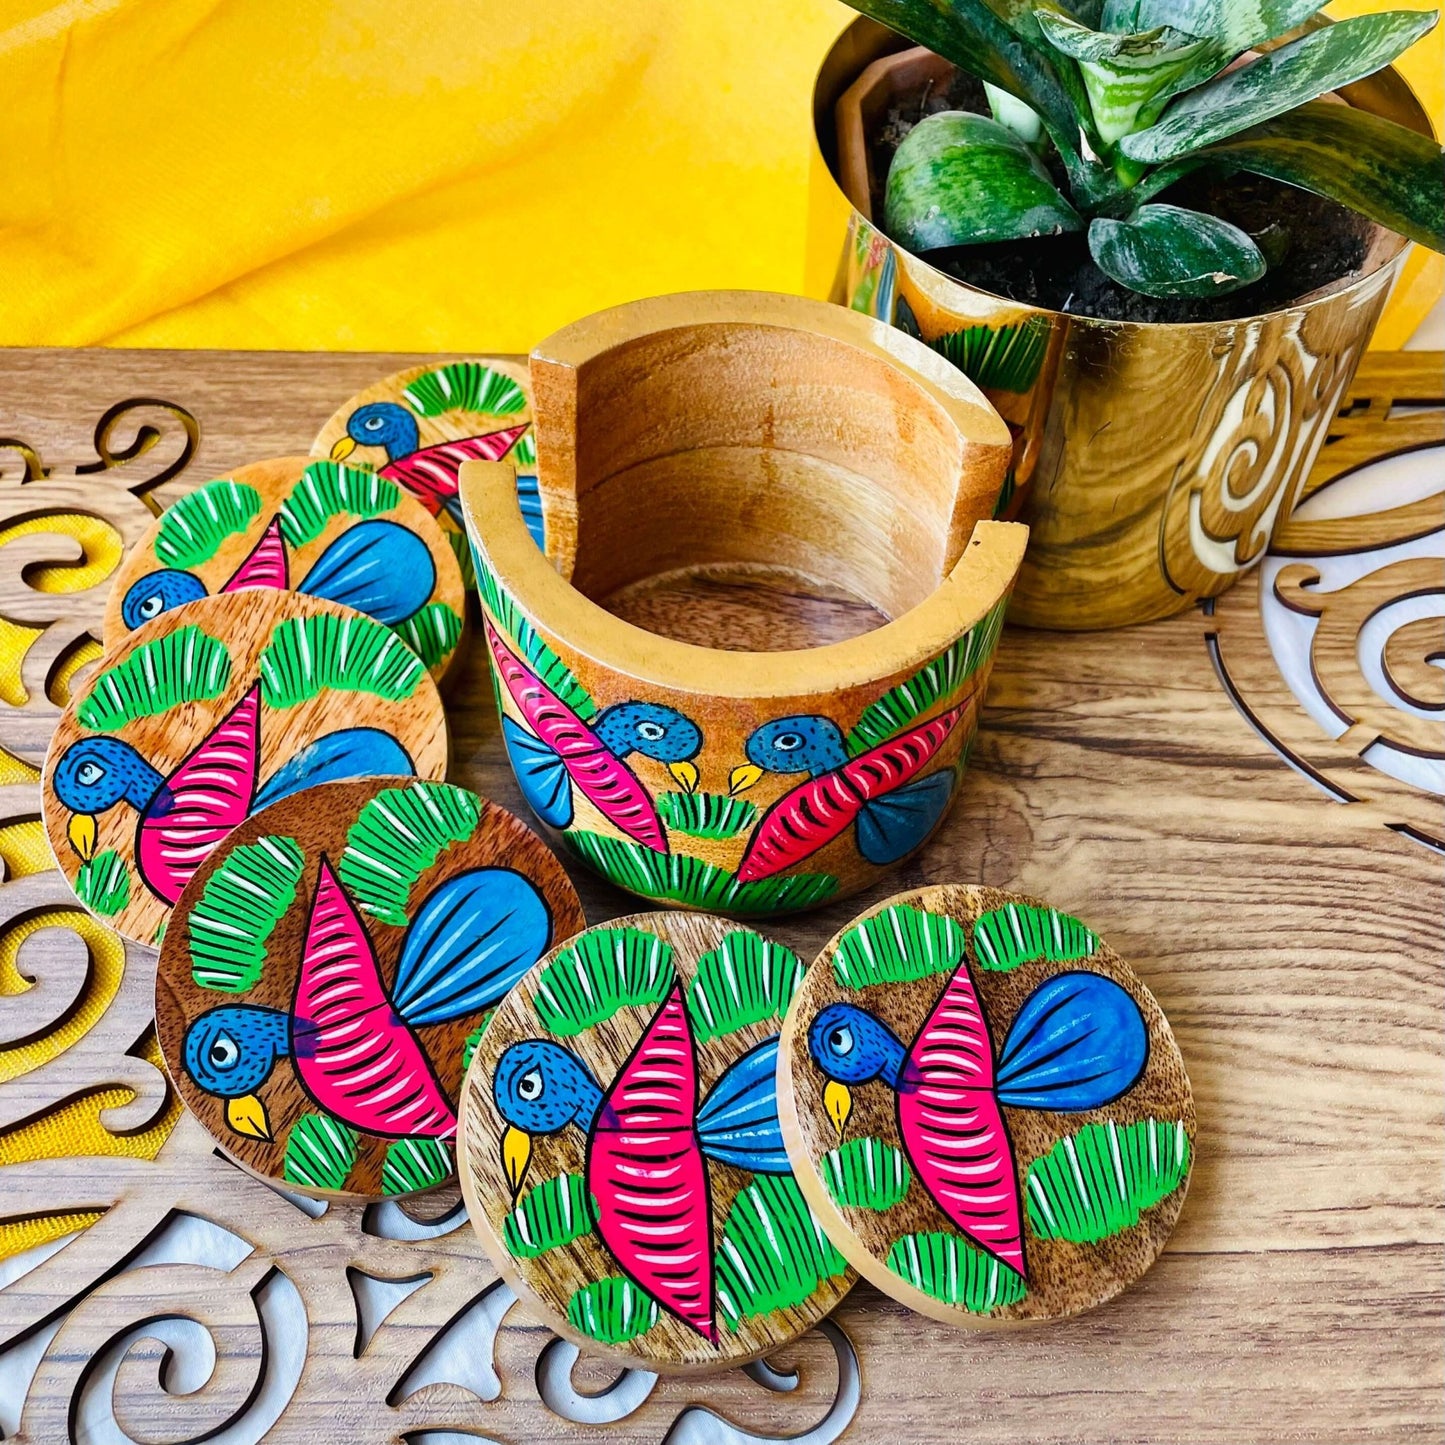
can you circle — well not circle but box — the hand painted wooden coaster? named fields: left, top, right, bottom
left=779, top=885, right=1195, bottom=1327
left=42, top=591, right=449, bottom=947
left=459, top=911, right=855, bottom=1373
left=101, top=456, right=468, bottom=682
left=312, top=358, right=541, bottom=549
left=154, top=778, right=585, bottom=1198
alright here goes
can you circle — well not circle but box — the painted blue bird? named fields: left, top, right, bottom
left=184, top=860, right=553, bottom=1141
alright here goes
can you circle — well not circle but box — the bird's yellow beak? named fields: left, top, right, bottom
left=226, top=1094, right=273, bottom=1142
left=823, top=1080, right=853, bottom=1140
left=728, top=763, right=764, bottom=796
left=67, top=813, right=97, bottom=862
left=668, top=760, right=699, bottom=794
left=329, top=436, right=357, bottom=463
left=502, top=1125, right=532, bottom=1199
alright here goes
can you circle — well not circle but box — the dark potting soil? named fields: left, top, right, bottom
left=868, top=69, right=1374, bottom=324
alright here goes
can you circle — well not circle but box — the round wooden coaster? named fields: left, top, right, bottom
left=779, top=885, right=1195, bottom=1328
left=42, top=591, right=450, bottom=948
left=154, top=778, right=585, bottom=1199
left=311, top=359, right=542, bottom=548
left=101, top=456, right=468, bottom=683
left=459, top=911, right=855, bottom=1374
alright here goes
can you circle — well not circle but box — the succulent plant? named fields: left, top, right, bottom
left=845, top=0, right=1444, bottom=297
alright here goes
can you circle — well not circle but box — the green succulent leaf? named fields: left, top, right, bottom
left=887, top=111, right=1083, bottom=252
left=984, top=79, right=1044, bottom=142
left=1089, top=203, right=1266, bottom=296
left=1135, top=101, right=1445, bottom=253
left=1120, top=9, right=1439, bottom=163
left=1104, top=0, right=1329, bottom=51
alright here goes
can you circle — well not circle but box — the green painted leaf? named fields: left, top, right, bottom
left=391, top=602, right=463, bottom=671
left=929, top=319, right=1052, bottom=393
left=886, top=1231, right=1027, bottom=1310
left=503, top=1173, right=597, bottom=1257
left=971, top=901, right=1098, bottom=971
left=847, top=598, right=1005, bottom=755
left=564, top=831, right=839, bottom=916
left=188, top=835, right=305, bottom=991
left=1089, top=204, right=1265, bottom=297
left=832, top=903, right=967, bottom=988
left=510, top=430, right=537, bottom=466
left=278, top=462, right=400, bottom=547
left=461, top=1011, right=494, bottom=1072
left=535, top=926, right=676, bottom=1035
left=821, top=1136, right=912, bottom=1211
left=284, top=1114, right=359, bottom=1192
left=73, top=850, right=131, bottom=917
left=474, top=551, right=596, bottom=720
left=1121, top=10, right=1439, bottom=163
left=1135, top=101, right=1445, bottom=253
left=258, top=611, right=425, bottom=708
left=77, top=626, right=232, bottom=730
left=566, top=1276, right=659, bottom=1344
left=152, top=479, right=262, bottom=569
left=886, top=111, right=1083, bottom=252
left=339, top=782, right=483, bottom=925
left=687, top=931, right=803, bottom=1043
left=1026, top=1118, right=1191, bottom=1242
left=715, top=1174, right=848, bottom=1331
left=402, top=362, right=527, bottom=418
left=656, top=791, right=757, bottom=839
left=381, top=1138, right=453, bottom=1196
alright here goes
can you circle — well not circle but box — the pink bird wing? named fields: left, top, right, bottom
left=136, top=683, right=262, bottom=904
left=485, top=622, right=667, bottom=853
left=290, top=858, right=457, bottom=1139
left=380, top=426, right=530, bottom=516
left=896, top=961, right=1026, bottom=1276
left=735, top=704, right=966, bottom=883
left=221, top=516, right=289, bottom=592
left=588, top=983, right=716, bottom=1341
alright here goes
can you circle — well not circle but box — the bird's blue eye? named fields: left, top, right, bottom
left=77, top=762, right=105, bottom=786
left=637, top=721, right=666, bottom=742
left=517, top=1068, right=543, bottom=1101
left=139, top=595, right=164, bottom=619
left=208, top=1035, right=240, bottom=1070
left=363, top=416, right=384, bottom=431
left=774, top=733, right=804, bottom=752
left=828, top=1026, right=853, bottom=1056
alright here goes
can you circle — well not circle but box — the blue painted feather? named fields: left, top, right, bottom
left=696, top=1037, right=789, bottom=1174
left=501, top=716, right=573, bottom=827
left=298, top=519, right=436, bottom=625
left=856, top=769, right=956, bottom=865
left=254, top=728, right=415, bottom=810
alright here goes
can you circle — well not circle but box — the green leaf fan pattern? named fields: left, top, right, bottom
left=930, top=317, right=1052, bottom=392
left=820, top=1136, right=912, bottom=1211
left=534, top=926, right=676, bottom=1036
left=511, top=430, right=537, bottom=466
left=714, top=1175, right=848, bottom=1332
left=885, top=1231, right=1028, bottom=1312
left=381, top=1138, right=452, bottom=1197
left=1026, top=1118, right=1190, bottom=1244
left=402, top=362, right=527, bottom=418
left=567, top=1276, right=659, bottom=1345
left=461, top=1012, right=494, bottom=1072
left=503, top=1173, right=597, bottom=1258
left=339, top=783, right=482, bottom=926
left=565, top=832, right=839, bottom=917
left=972, top=902, right=1098, bottom=972
left=188, top=835, right=305, bottom=991
left=278, top=461, right=400, bottom=547
left=656, top=791, right=757, bottom=839
left=687, top=931, right=803, bottom=1043
left=77, top=626, right=232, bottom=731
left=258, top=612, right=425, bottom=708
left=283, top=1114, right=359, bottom=1192
left=846, top=598, right=1005, bottom=755
left=73, top=850, right=131, bottom=917
left=832, top=903, right=966, bottom=989
left=391, top=602, right=463, bottom=672
left=152, top=479, right=262, bottom=569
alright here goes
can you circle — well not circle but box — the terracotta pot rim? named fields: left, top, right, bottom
left=820, top=23, right=1432, bottom=334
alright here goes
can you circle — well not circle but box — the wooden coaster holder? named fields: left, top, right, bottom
left=461, top=291, right=1027, bottom=914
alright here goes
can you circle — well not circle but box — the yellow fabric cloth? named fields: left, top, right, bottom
left=0, top=2, right=1438, bottom=344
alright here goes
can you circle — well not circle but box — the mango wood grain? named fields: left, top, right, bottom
left=1, top=346, right=1440, bottom=1444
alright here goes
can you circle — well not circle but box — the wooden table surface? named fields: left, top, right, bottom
left=0, top=346, right=1439, bottom=1444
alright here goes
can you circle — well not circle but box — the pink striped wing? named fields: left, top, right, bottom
left=380, top=426, right=530, bottom=516
left=136, top=683, right=261, bottom=904
left=221, top=516, right=289, bottom=592
left=290, top=858, right=457, bottom=1139
left=587, top=983, right=715, bottom=1340
left=896, top=962, right=1025, bottom=1276
left=735, top=704, right=966, bottom=882
left=485, top=622, right=667, bottom=853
